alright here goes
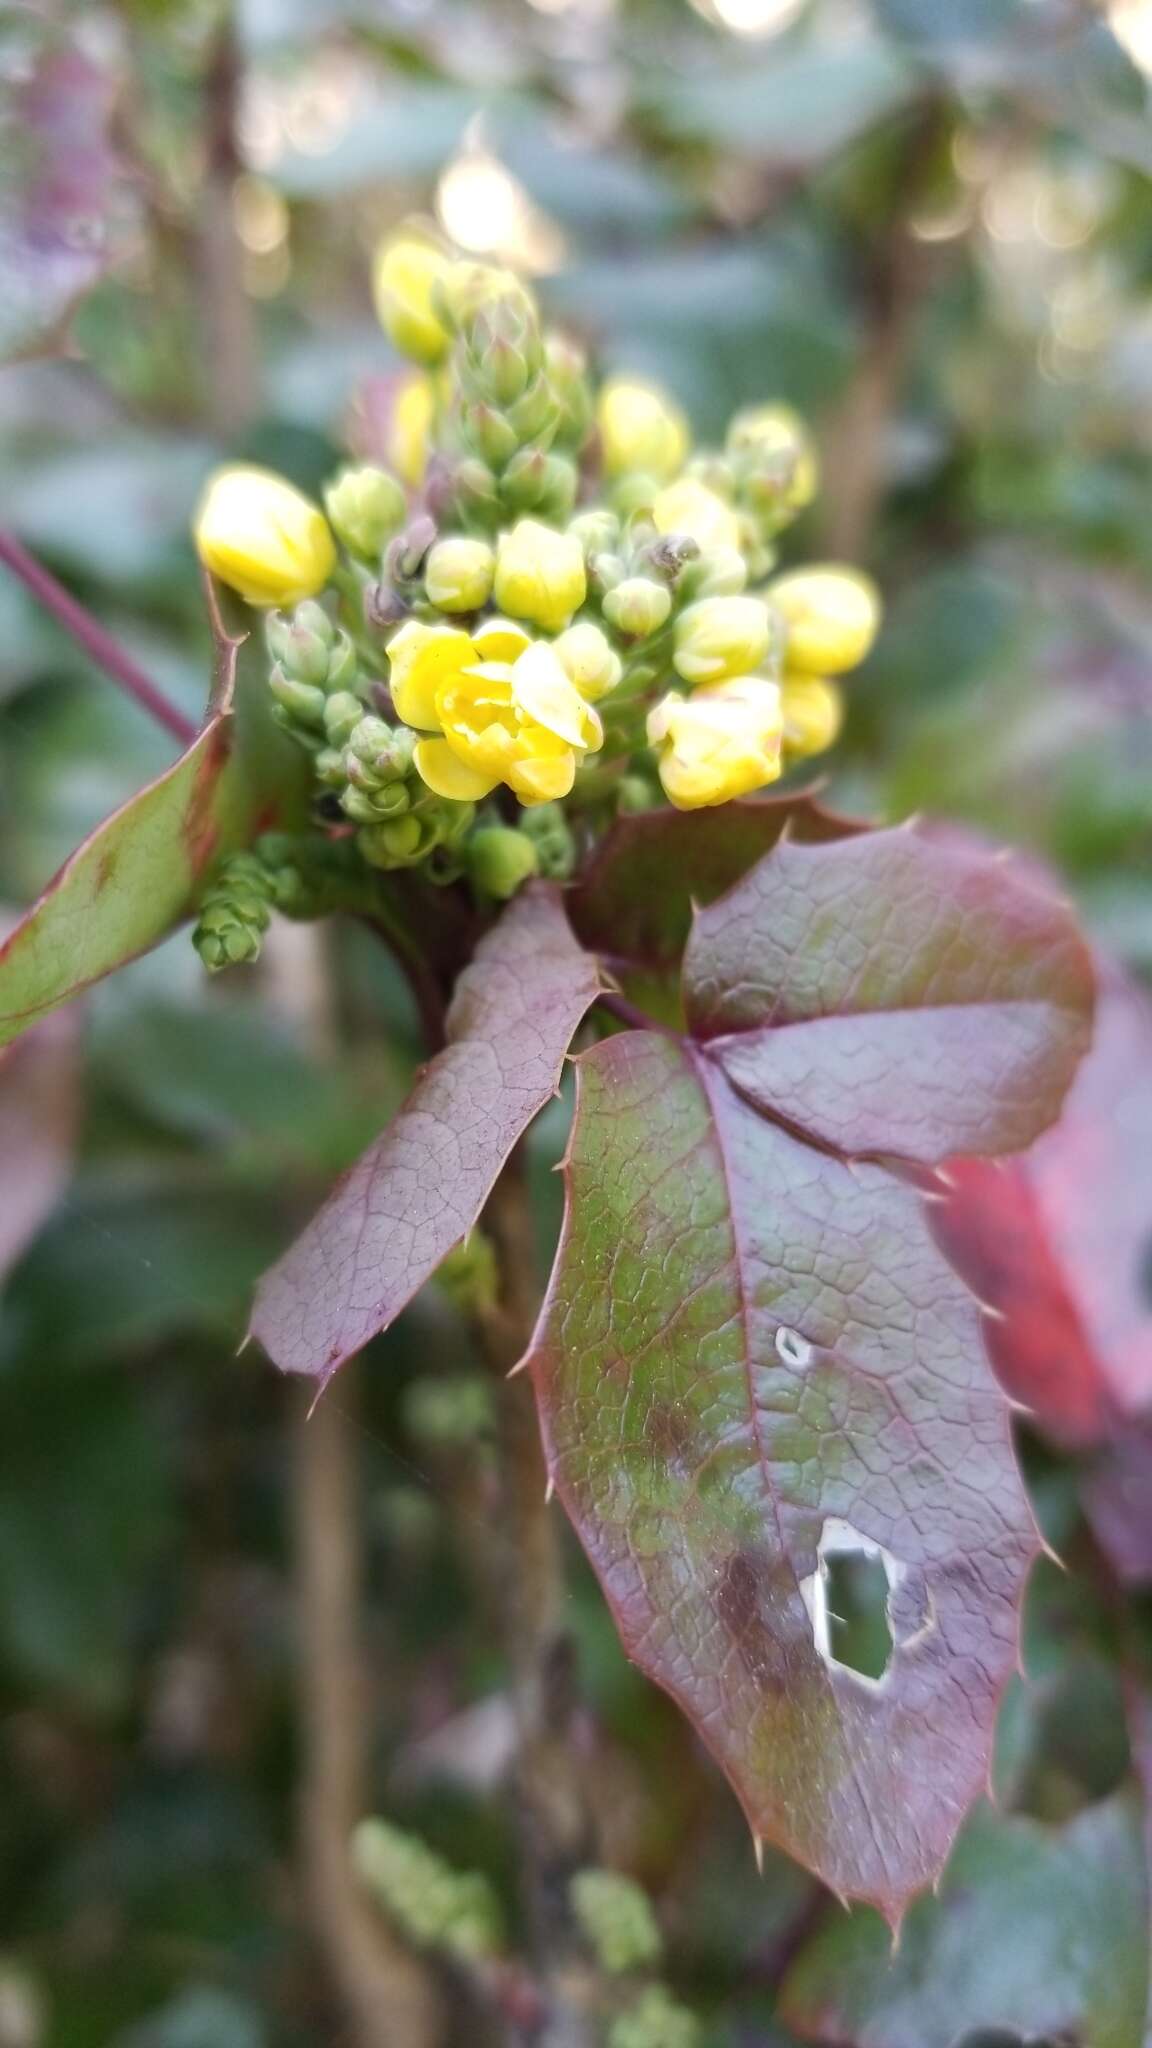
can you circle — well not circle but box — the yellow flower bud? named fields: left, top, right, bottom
left=766, top=565, right=880, bottom=675
left=673, top=595, right=773, bottom=686
left=646, top=677, right=782, bottom=810
left=652, top=477, right=740, bottom=554
left=424, top=537, right=495, bottom=613
left=493, top=519, right=587, bottom=634
left=388, top=372, right=436, bottom=488
left=194, top=466, right=336, bottom=608
left=727, top=403, right=818, bottom=513
left=552, top=622, right=623, bottom=703
left=373, top=236, right=452, bottom=364
left=690, top=547, right=748, bottom=598
left=602, top=577, right=672, bottom=639
left=780, top=673, right=844, bottom=759
left=598, top=379, right=689, bottom=483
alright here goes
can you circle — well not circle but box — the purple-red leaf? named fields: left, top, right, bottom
left=527, top=827, right=1091, bottom=1915
left=686, top=826, right=1094, bottom=1164
left=251, top=885, right=602, bottom=1386
left=936, top=966, right=1152, bottom=1447
left=527, top=1028, right=1038, bottom=1918
left=568, top=791, right=866, bottom=975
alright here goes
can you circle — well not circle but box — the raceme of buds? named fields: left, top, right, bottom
left=189, top=236, right=883, bottom=964
left=493, top=519, right=587, bottom=634
left=195, top=467, right=336, bottom=608
left=374, top=236, right=452, bottom=364
left=598, top=379, right=689, bottom=484
left=767, top=565, right=881, bottom=675
left=324, top=466, right=406, bottom=562
left=646, top=678, right=783, bottom=810
left=673, top=595, right=773, bottom=686
left=425, top=536, right=495, bottom=612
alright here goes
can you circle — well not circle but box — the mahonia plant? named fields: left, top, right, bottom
left=0, top=227, right=1097, bottom=1929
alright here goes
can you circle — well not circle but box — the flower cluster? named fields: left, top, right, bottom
left=192, top=231, right=880, bottom=949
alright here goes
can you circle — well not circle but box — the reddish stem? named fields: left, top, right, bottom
left=0, top=529, right=198, bottom=746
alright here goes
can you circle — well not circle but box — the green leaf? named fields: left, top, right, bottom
left=779, top=1793, right=1149, bottom=2048
left=0, top=618, right=306, bottom=1049
left=250, top=884, right=602, bottom=1385
left=526, top=827, right=1093, bottom=1916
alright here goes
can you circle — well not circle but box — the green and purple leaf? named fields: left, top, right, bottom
left=779, top=1794, right=1150, bottom=2048
left=0, top=603, right=304, bottom=1048
left=525, top=825, right=1094, bottom=1917
left=250, top=884, right=602, bottom=1387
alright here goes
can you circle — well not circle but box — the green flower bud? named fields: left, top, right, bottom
left=682, top=546, right=748, bottom=600
left=568, top=507, right=620, bottom=562
left=269, top=668, right=328, bottom=730
left=505, top=375, right=560, bottom=448
left=609, top=1987, right=700, bottom=2048
left=352, top=1820, right=503, bottom=1962
left=425, top=536, right=495, bottom=613
left=358, top=813, right=424, bottom=867
left=192, top=851, right=276, bottom=973
left=546, top=332, right=593, bottom=450
left=346, top=716, right=417, bottom=784
left=467, top=824, right=539, bottom=899
left=461, top=400, right=520, bottom=471
left=727, top=402, right=817, bottom=530
left=323, top=691, right=367, bottom=747
left=570, top=1870, right=662, bottom=1975
left=589, top=550, right=625, bottom=597
left=324, top=464, right=406, bottom=561
left=519, top=801, right=576, bottom=879
left=617, top=773, right=656, bottom=813
left=266, top=600, right=335, bottom=684
left=341, top=780, right=412, bottom=825
left=603, top=576, right=673, bottom=638
left=442, top=456, right=500, bottom=524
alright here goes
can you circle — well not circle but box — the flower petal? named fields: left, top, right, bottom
left=413, top=738, right=499, bottom=801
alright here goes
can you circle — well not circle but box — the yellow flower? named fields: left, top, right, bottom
left=766, top=565, right=880, bottom=675
left=651, top=478, right=740, bottom=554
left=552, top=622, right=622, bottom=703
left=194, top=466, right=335, bottom=608
left=387, top=623, right=601, bottom=807
left=373, top=236, right=451, bottom=364
left=598, top=379, right=689, bottom=482
left=781, top=673, right=844, bottom=759
left=388, top=372, right=436, bottom=488
left=493, top=519, right=587, bottom=634
left=425, top=536, right=495, bottom=612
left=673, top=595, right=773, bottom=686
left=647, top=678, right=782, bottom=810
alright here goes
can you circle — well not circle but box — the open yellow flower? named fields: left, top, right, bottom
left=646, top=677, right=782, bottom=810
left=194, top=466, right=335, bottom=608
left=386, top=621, right=602, bottom=806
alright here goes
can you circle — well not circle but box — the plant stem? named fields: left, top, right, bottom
left=0, top=529, right=197, bottom=745
left=472, top=1153, right=600, bottom=2048
left=198, top=16, right=260, bottom=436
left=265, top=923, right=442, bottom=2048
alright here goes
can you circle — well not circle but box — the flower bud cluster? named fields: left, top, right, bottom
left=191, top=232, right=883, bottom=964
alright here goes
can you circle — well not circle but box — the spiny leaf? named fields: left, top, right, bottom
left=779, top=1793, right=1149, bottom=2048
left=250, top=885, right=602, bottom=1386
left=526, top=826, right=1093, bottom=1916
left=937, top=964, right=1152, bottom=1446
left=0, top=624, right=304, bottom=1049
left=568, top=791, right=865, bottom=975
left=686, top=826, right=1094, bottom=1164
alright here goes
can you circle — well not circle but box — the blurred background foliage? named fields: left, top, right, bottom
left=2, top=0, right=1152, bottom=2042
